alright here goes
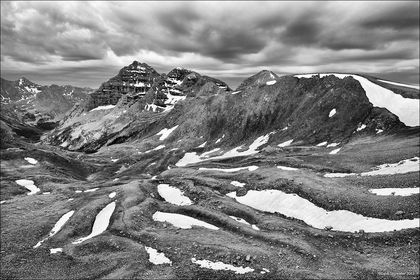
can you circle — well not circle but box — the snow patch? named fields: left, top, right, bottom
left=90, top=105, right=115, bottom=112
left=369, top=188, right=419, bottom=196
left=191, top=258, right=254, bottom=274
left=227, top=190, right=419, bottom=232
left=156, top=125, right=179, bottom=141
left=16, top=179, right=40, bottom=195
left=176, top=133, right=273, bottom=167
left=50, top=248, right=63, bottom=254
left=152, top=211, right=219, bottom=230
left=356, top=124, right=367, bottom=131
left=278, top=139, right=293, bottom=147
left=329, top=148, right=341, bottom=155
left=24, top=157, right=38, bottom=164
left=84, top=188, right=99, bottom=193
left=145, top=246, right=172, bottom=265
left=266, top=80, right=277, bottom=85
left=231, top=91, right=241, bottom=95
left=199, top=166, right=258, bottom=173
left=34, top=211, right=75, bottom=248
left=198, top=141, right=207, bottom=148
left=326, top=143, right=339, bottom=147
left=361, top=157, right=419, bottom=176
left=277, top=166, right=298, bottom=171
left=329, top=109, right=336, bottom=117
left=109, top=192, right=117, bottom=198
left=316, top=141, right=328, bottom=147
left=231, top=181, right=246, bottom=187
left=157, top=184, right=192, bottom=206
left=72, top=201, right=116, bottom=244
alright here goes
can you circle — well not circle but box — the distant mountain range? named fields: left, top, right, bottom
left=0, top=77, right=93, bottom=148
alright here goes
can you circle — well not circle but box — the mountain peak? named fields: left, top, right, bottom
left=236, top=70, right=279, bottom=91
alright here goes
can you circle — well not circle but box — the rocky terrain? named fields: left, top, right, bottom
left=1, top=63, right=419, bottom=279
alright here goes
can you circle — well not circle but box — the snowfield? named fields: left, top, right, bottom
left=295, top=73, right=419, bottom=126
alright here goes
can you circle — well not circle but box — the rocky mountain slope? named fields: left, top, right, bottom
left=42, top=63, right=417, bottom=156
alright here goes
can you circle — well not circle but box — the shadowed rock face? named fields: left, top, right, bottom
left=42, top=67, right=409, bottom=153
left=85, top=61, right=161, bottom=111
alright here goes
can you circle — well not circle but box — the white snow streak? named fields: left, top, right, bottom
left=72, top=201, right=116, bottom=244
left=152, top=211, right=219, bottom=230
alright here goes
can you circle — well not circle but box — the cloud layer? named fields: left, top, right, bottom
left=1, top=1, right=419, bottom=87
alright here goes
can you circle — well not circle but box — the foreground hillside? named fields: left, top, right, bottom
left=1, top=65, right=419, bottom=279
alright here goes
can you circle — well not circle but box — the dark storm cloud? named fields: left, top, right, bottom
left=361, top=2, right=420, bottom=30
left=1, top=1, right=419, bottom=87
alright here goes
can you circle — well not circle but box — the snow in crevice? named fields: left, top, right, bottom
left=227, top=190, right=419, bottom=232
left=326, top=143, right=339, bottom=148
left=156, top=125, right=179, bottom=141
left=191, top=258, right=254, bottom=274
left=145, top=246, right=172, bottom=265
left=50, top=248, right=63, bottom=254
left=329, top=148, right=341, bottom=155
left=72, top=201, right=116, bottom=244
left=199, top=166, right=259, bottom=173
left=157, top=184, right=192, bottom=206
left=198, top=141, right=207, bottom=148
left=316, top=141, right=328, bottom=147
left=278, top=139, right=293, bottom=147
left=356, top=124, right=367, bottom=131
left=89, top=105, right=115, bottom=112
left=294, top=73, right=419, bottom=126
left=152, top=211, right=219, bottom=230
left=34, top=210, right=75, bottom=248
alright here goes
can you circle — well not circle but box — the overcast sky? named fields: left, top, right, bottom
left=1, top=1, right=419, bottom=88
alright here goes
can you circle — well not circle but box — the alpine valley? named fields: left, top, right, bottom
left=1, top=61, right=419, bottom=279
